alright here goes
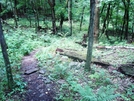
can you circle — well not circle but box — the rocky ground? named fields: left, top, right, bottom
left=21, top=49, right=57, bottom=101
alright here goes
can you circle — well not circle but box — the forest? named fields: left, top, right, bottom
left=0, top=0, right=134, bottom=101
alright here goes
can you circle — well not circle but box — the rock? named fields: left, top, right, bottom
left=24, top=68, right=39, bottom=75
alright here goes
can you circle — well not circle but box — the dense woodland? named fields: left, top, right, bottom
left=0, top=0, right=134, bottom=101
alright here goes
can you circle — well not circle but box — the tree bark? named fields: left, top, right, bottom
left=85, top=0, right=95, bottom=71
left=14, top=0, right=18, bottom=27
left=101, top=2, right=111, bottom=41
left=48, top=0, right=56, bottom=34
left=124, top=0, right=130, bottom=40
left=68, top=0, right=72, bottom=36
left=0, top=19, right=14, bottom=90
left=94, top=0, right=99, bottom=43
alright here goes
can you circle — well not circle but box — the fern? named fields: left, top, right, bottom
left=71, top=83, right=119, bottom=101
left=96, top=85, right=120, bottom=101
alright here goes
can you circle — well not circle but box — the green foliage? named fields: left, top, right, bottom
left=73, top=84, right=119, bottom=101
left=66, top=78, right=119, bottom=101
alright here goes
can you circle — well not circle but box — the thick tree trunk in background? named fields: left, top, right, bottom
left=68, top=0, right=72, bottom=36
left=85, top=0, right=95, bottom=71
left=80, top=6, right=85, bottom=31
left=101, top=2, right=111, bottom=41
left=0, top=19, right=14, bottom=90
left=121, top=0, right=130, bottom=40
left=48, top=0, right=56, bottom=34
left=94, top=0, right=99, bottom=43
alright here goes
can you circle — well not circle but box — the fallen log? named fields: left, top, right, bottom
left=56, top=48, right=134, bottom=77
left=118, top=64, right=134, bottom=77
left=56, top=48, right=111, bottom=68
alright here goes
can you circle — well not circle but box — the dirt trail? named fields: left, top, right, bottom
left=21, top=49, right=56, bottom=101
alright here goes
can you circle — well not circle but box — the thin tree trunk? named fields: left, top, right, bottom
left=0, top=19, right=14, bottom=90
left=80, top=6, right=85, bottom=31
left=115, top=5, right=119, bottom=37
left=0, top=3, right=2, bottom=13
left=68, top=0, right=72, bottom=36
left=85, top=0, right=95, bottom=71
left=100, top=3, right=106, bottom=15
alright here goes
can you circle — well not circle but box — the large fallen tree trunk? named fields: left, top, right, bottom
left=56, top=48, right=111, bottom=68
left=56, top=48, right=134, bottom=77
left=118, top=64, right=134, bottom=77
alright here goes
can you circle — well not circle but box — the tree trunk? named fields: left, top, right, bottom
left=101, top=2, right=111, bottom=41
left=60, top=14, right=64, bottom=31
left=0, top=19, right=14, bottom=90
left=85, top=0, right=95, bottom=71
left=68, top=0, right=72, bottom=36
left=94, top=0, right=99, bottom=43
left=0, top=3, right=2, bottom=13
left=59, top=0, right=65, bottom=31
left=124, top=0, right=130, bottom=40
left=48, top=0, right=56, bottom=34
left=14, top=0, right=18, bottom=26
left=121, top=0, right=130, bottom=40
left=80, top=6, right=85, bottom=31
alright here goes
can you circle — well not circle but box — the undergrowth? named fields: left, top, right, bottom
left=0, top=18, right=134, bottom=101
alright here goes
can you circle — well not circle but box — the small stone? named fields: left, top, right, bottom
left=24, top=68, right=39, bottom=75
left=69, top=62, right=79, bottom=68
